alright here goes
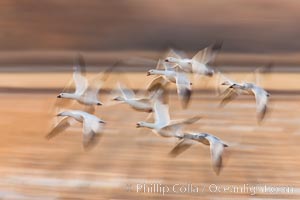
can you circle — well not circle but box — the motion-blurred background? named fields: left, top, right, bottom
left=1, top=0, right=300, bottom=67
left=1, top=1, right=300, bottom=200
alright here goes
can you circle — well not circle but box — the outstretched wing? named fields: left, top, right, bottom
left=73, top=54, right=88, bottom=95
left=147, top=76, right=168, bottom=92
left=254, top=62, right=274, bottom=86
left=176, top=72, right=192, bottom=108
left=205, top=135, right=227, bottom=175
left=192, top=42, right=222, bottom=64
left=82, top=117, right=104, bottom=151
left=83, top=61, right=120, bottom=103
left=160, top=116, right=201, bottom=137
left=169, top=139, right=195, bottom=157
left=83, top=78, right=103, bottom=102
left=216, top=72, right=237, bottom=95
left=45, top=117, right=75, bottom=140
left=219, top=88, right=239, bottom=107
left=252, top=86, right=269, bottom=122
left=153, top=101, right=170, bottom=127
left=147, top=82, right=169, bottom=104
left=117, top=82, right=135, bottom=99
left=165, top=48, right=183, bottom=60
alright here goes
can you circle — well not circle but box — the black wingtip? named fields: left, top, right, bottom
left=181, top=89, right=192, bottom=109
left=74, top=53, right=86, bottom=74
left=212, top=40, right=223, bottom=51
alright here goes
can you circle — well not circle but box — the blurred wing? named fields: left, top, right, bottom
left=254, top=68, right=261, bottom=86
left=75, top=53, right=86, bottom=75
left=83, top=77, right=103, bottom=102
left=117, top=82, right=135, bottom=99
left=205, top=135, right=226, bottom=175
left=82, top=118, right=103, bottom=151
left=99, top=60, right=120, bottom=82
left=161, top=116, right=201, bottom=136
left=45, top=117, right=75, bottom=140
left=165, top=48, right=183, bottom=59
left=192, top=42, right=222, bottom=64
left=83, top=61, right=120, bottom=103
left=156, top=59, right=165, bottom=70
left=147, top=76, right=168, bottom=91
left=60, top=75, right=75, bottom=93
left=168, top=116, right=201, bottom=127
left=148, top=82, right=169, bottom=104
left=73, top=55, right=88, bottom=95
left=215, top=71, right=235, bottom=95
left=252, top=86, right=269, bottom=121
left=177, top=116, right=202, bottom=125
left=153, top=101, right=170, bottom=126
left=254, top=63, right=273, bottom=86
left=169, top=139, right=195, bottom=157
left=176, top=72, right=192, bottom=108
left=219, top=88, right=239, bottom=107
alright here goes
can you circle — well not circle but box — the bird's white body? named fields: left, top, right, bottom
left=164, top=44, right=220, bottom=76
left=46, top=110, right=105, bottom=150
left=220, top=75, right=270, bottom=122
left=59, top=93, right=101, bottom=105
left=136, top=101, right=200, bottom=137
left=57, top=55, right=103, bottom=106
left=147, top=60, right=192, bottom=108
left=58, top=110, right=103, bottom=124
left=170, top=132, right=228, bottom=175
left=148, top=69, right=177, bottom=83
left=114, top=83, right=153, bottom=112
left=165, top=57, right=213, bottom=75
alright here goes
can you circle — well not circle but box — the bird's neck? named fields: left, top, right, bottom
left=181, top=58, right=191, bottom=64
left=152, top=70, right=167, bottom=76
left=142, top=122, right=156, bottom=129
left=170, top=57, right=182, bottom=63
left=62, top=93, right=78, bottom=99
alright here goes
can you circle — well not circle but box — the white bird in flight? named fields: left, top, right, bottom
left=169, top=132, right=228, bottom=175
left=46, top=110, right=105, bottom=150
left=136, top=101, right=201, bottom=137
left=219, top=74, right=270, bottom=122
left=164, top=42, right=222, bottom=76
left=57, top=54, right=105, bottom=106
left=113, top=82, right=167, bottom=112
left=147, top=59, right=192, bottom=108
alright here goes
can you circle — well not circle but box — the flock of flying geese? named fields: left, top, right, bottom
left=46, top=43, right=270, bottom=175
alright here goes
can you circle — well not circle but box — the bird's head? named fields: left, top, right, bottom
left=113, top=96, right=124, bottom=101
left=164, top=57, right=177, bottom=63
left=57, top=93, right=65, bottom=98
left=147, top=69, right=155, bottom=76
left=136, top=121, right=145, bottom=128
left=221, top=81, right=231, bottom=86
left=229, top=83, right=237, bottom=88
